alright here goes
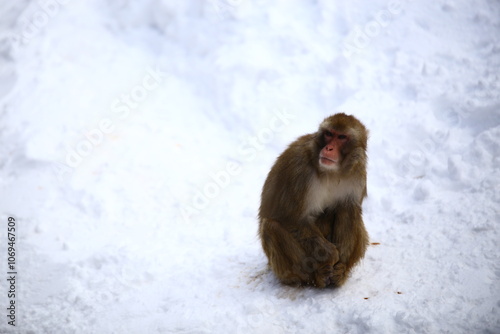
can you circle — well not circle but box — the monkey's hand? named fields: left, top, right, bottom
left=304, top=240, right=339, bottom=288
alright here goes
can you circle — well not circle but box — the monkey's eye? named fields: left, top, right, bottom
left=338, top=134, right=348, bottom=140
left=324, top=131, right=333, bottom=137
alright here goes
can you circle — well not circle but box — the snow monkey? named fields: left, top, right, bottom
left=259, top=113, right=369, bottom=288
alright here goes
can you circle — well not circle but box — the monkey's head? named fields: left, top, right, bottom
left=316, top=113, right=368, bottom=173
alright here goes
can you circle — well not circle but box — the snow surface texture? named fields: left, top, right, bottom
left=0, top=0, right=499, bottom=333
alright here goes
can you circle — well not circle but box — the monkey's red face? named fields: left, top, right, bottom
left=319, top=130, right=349, bottom=170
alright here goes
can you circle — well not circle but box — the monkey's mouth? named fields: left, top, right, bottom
left=319, top=157, right=338, bottom=165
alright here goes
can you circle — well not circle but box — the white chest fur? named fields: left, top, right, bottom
left=304, top=174, right=363, bottom=217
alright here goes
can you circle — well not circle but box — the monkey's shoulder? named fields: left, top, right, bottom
left=287, top=133, right=317, bottom=151
left=274, top=134, right=317, bottom=168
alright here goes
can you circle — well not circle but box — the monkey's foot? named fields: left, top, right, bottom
left=329, top=263, right=347, bottom=287
left=313, top=264, right=335, bottom=288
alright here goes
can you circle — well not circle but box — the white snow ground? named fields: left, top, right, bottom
left=0, top=0, right=499, bottom=333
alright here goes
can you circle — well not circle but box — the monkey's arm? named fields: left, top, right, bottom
left=329, top=202, right=369, bottom=286
left=283, top=220, right=340, bottom=287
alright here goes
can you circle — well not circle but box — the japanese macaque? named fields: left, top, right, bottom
left=259, top=113, right=369, bottom=288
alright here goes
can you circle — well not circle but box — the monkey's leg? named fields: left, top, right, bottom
left=260, top=218, right=309, bottom=286
left=260, top=218, right=340, bottom=287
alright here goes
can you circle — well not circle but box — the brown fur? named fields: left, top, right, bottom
left=258, top=113, right=369, bottom=288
